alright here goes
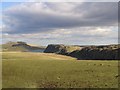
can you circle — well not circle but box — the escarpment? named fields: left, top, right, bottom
left=44, top=44, right=119, bottom=60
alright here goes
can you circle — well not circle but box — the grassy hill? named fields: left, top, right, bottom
left=44, top=44, right=119, bottom=60
left=2, top=52, right=118, bottom=88
left=2, top=41, right=46, bottom=52
left=44, top=44, right=82, bottom=54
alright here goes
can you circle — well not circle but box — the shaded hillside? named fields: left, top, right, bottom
left=44, top=44, right=83, bottom=55
left=44, top=44, right=119, bottom=60
left=69, top=45, right=119, bottom=60
left=2, top=41, right=46, bottom=52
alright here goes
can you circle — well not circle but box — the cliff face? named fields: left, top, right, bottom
left=44, top=44, right=82, bottom=55
left=44, top=44, right=65, bottom=54
left=44, top=44, right=119, bottom=60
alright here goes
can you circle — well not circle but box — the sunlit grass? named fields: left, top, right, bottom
left=2, top=52, right=118, bottom=88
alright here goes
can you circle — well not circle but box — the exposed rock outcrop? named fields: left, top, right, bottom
left=44, top=44, right=82, bottom=55
left=44, top=44, right=119, bottom=60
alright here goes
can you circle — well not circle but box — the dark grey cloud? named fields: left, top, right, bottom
left=74, top=2, right=118, bottom=24
left=3, top=2, right=118, bottom=34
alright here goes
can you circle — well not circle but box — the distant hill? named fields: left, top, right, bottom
left=2, top=41, right=46, bottom=52
left=44, top=44, right=120, bottom=60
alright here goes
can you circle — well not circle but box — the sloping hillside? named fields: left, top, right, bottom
left=69, top=45, right=119, bottom=60
left=44, top=44, right=119, bottom=60
left=2, top=41, right=46, bottom=52
left=44, top=44, right=83, bottom=55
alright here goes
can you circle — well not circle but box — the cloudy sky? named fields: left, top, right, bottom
left=1, top=1, right=118, bottom=46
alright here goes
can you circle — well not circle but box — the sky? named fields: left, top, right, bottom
left=1, top=1, right=119, bottom=46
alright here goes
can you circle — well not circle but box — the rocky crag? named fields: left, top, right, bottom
left=44, top=44, right=83, bottom=55
left=44, top=44, right=119, bottom=60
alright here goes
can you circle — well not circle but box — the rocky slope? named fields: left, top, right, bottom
left=44, top=44, right=119, bottom=60
left=2, top=41, right=46, bottom=52
left=69, top=45, right=119, bottom=60
left=44, top=44, right=83, bottom=55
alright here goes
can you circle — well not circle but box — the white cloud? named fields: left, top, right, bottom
left=2, top=26, right=118, bottom=45
left=1, top=0, right=119, bottom=2
left=2, top=2, right=118, bottom=45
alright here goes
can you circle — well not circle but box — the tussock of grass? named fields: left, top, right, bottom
left=2, top=52, right=118, bottom=88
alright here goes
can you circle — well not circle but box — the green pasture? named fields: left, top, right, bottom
left=2, top=52, right=118, bottom=88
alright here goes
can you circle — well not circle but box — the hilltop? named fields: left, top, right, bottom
left=44, top=44, right=83, bottom=55
left=2, top=41, right=119, bottom=60
left=2, top=41, right=46, bottom=52
left=44, top=44, right=119, bottom=60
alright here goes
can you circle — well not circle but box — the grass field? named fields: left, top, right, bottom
left=2, top=52, right=118, bottom=88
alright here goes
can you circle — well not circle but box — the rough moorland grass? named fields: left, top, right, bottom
left=2, top=52, right=118, bottom=88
